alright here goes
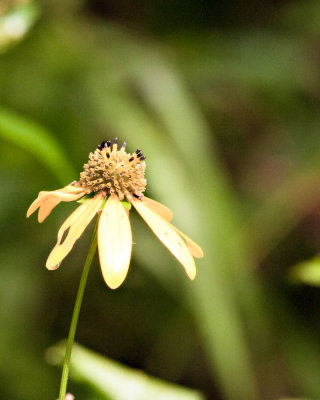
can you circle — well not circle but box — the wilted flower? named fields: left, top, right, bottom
left=27, top=139, right=203, bottom=289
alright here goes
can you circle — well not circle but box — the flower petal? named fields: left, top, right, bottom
left=98, top=194, right=132, bottom=289
left=171, top=227, right=204, bottom=258
left=141, top=197, right=202, bottom=257
left=142, top=196, right=173, bottom=221
left=38, top=192, right=86, bottom=223
left=27, top=195, right=49, bottom=218
left=37, top=198, right=61, bottom=223
left=46, top=194, right=104, bottom=270
left=27, top=185, right=87, bottom=222
left=38, top=185, right=85, bottom=199
left=132, top=199, right=196, bottom=280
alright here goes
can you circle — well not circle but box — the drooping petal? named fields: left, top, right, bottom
left=38, top=192, right=86, bottom=223
left=54, top=199, right=97, bottom=246
left=37, top=198, right=61, bottom=223
left=142, top=196, right=173, bottom=221
left=46, top=193, right=104, bottom=270
left=27, top=195, right=51, bottom=218
left=98, top=194, right=132, bottom=289
left=141, top=197, right=202, bottom=257
left=171, top=227, right=204, bottom=258
left=27, top=185, right=87, bottom=222
left=132, top=198, right=196, bottom=280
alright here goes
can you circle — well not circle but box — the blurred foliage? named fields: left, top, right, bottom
left=290, top=256, right=320, bottom=287
left=2, top=0, right=320, bottom=399
left=47, top=342, right=205, bottom=400
left=0, top=0, right=39, bottom=53
left=0, top=107, right=75, bottom=182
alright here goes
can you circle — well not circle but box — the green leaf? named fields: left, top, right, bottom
left=0, top=107, right=75, bottom=183
left=47, top=342, right=205, bottom=400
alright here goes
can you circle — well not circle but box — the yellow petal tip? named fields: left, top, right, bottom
left=46, top=259, right=61, bottom=270
left=105, top=277, right=125, bottom=290
left=195, top=249, right=204, bottom=259
left=188, top=270, right=196, bottom=280
left=26, top=206, right=34, bottom=218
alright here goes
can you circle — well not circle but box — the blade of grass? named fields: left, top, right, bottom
left=47, top=342, right=205, bottom=400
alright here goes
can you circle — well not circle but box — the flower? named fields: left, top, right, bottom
left=27, top=139, right=203, bottom=289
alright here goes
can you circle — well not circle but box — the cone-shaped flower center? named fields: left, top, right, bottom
left=79, top=139, right=147, bottom=200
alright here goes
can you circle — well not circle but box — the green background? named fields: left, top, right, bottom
left=1, top=1, right=320, bottom=399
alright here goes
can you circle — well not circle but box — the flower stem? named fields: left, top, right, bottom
left=58, top=218, right=98, bottom=400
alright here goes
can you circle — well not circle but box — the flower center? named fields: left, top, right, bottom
left=79, top=138, right=147, bottom=200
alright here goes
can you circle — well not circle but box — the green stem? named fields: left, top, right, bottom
left=58, top=218, right=98, bottom=400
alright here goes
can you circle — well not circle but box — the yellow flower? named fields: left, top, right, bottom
left=27, top=139, right=203, bottom=289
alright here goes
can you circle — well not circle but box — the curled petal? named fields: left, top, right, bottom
left=27, top=185, right=87, bottom=222
left=98, top=194, right=132, bottom=289
left=46, top=193, right=104, bottom=270
left=132, top=198, right=196, bottom=280
left=38, top=198, right=61, bottom=223
left=142, top=196, right=173, bottom=221
left=38, top=192, right=85, bottom=223
left=27, top=195, right=51, bottom=218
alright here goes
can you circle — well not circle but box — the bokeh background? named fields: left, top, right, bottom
left=2, top=0, right=320, bottom=399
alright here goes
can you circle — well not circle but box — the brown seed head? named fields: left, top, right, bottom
left=79, top=139, right=146, bottom=200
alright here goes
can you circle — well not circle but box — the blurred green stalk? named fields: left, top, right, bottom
left=58, top=218, right=98, bottom=400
